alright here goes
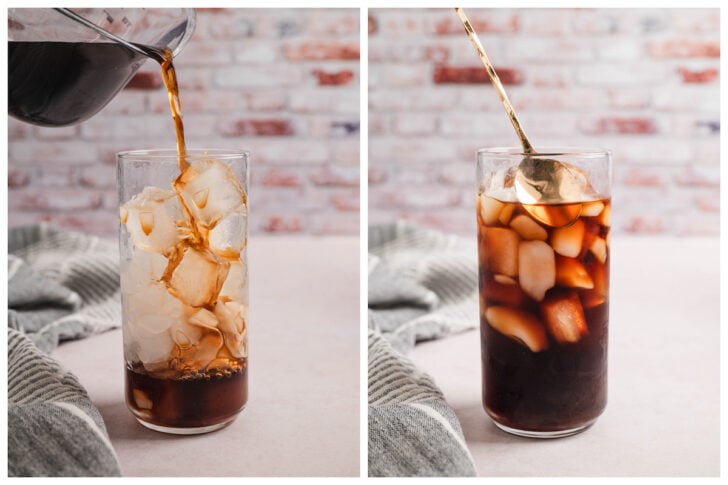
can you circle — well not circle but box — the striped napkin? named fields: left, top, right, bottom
left=368, top=222, right=478, bottom=477
left=8, top=224, right=122, bottom=476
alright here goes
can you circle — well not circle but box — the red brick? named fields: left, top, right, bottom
left=577, top=64, right=662, bottom=86
left=260, top=168, right=303, bottom=187
left=676, top=212, right=719, bottom=236
left=309, top=12, right=358, bottom=36
left=290, top=91, right=358, bottom=114
left=582, top=117, right=658, bottom=135
left=313, top=69, right=355, bottom=86
left=696, top=192, right=720, bottom=212
left=284, top=41, right=359, bottom=61
left=570, top=9, right=618, bottom=34
left=674, top=165, right=720, bottom=187
left=8, top=168, right=31, bottom=188
left=392, top=114, right=436, bottom=136
left=311, top=165, right=360, bottom=187
left=35, top=166, right=79, bottom=188
left=622, top=167, right=666, bottom=187
left=520, top=9, right=568, bottom=35
left=9, top=140, right=98, bottom=165
left=12, top=189, right=103, bottom=211
left=207, top=15, right=254, bottom=40
left=244, top=92, right=288, bottom=111
left=331, top=191, right=359, bottom=212
left=368, top=15, right=378, bottom=34
left=125, top=71, right=163, bottom=90
left=677, top=67, right=719, bottom=83
left=649, top=40, right=720, bottom=58
left=310, top=213, right=359, bottom=235
left=433, top=66, right=523, bottom=85
left=329, top=137, right=360, bottom=167
left=607, top=89, right=653, bottom=109
left=671, top=9, right=720, bottom=33
left=261, top=215, right=304, bottom=233
left=624, top=216, right=666, bottom=234
left=79, top=165, right=117, bottom=189
left=220, top=119, right=294, bottom=137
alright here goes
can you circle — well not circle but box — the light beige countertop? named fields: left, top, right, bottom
left=52, top=236, right=360, bottom=477
left=410, top=236, right=720, bottom=477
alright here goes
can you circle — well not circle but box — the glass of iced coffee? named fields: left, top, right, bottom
left=118, top=149, right=249, bottom=434
left=477, top=147, right=610, bottom=438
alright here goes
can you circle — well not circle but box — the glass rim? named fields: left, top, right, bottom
left=117, top=148, right=249, bottom=162
left=477, top=146, right=611, bottom=158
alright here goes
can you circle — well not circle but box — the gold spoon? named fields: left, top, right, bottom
left=455, top=7, right=587, bottom=223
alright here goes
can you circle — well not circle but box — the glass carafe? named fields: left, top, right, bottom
left=8, top=8, right=196, bottom=127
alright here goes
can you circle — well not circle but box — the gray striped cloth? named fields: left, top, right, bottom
left=8, top=224, right=122, bottom=476
left=368, top=222, right=478, bottom=477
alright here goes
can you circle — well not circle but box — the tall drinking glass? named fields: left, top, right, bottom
left=477, top=147, right=611, bottom=438
left=118, top=149, right=249, bottom=434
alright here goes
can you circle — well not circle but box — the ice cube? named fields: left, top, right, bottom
left=171, top=321, right=203, bottom=349
left=478, top=194, right=506, bottom=226
left=209, top=207, right=248, bottom=259
left=188, top=308, right=219, bottom=329
left=498, top=204, right=515, bottom=225
left=173, top=159, right=246, bottom=229
left=581, top=261, right=608, bottom=308
left=541, top=290, right=588, bottom=344
left=214, top=301, right=248, bottom=359
left=121, top=249, right=170, bottom=289
left=164, top=246, right=230, bottom=307
left=220, top=260, right=248, bottom=302
left=127, top=321, right=175, bottom=368
left=122, top=187, right=183, bottom=255
left=589, top=236, right=608, bottom=263
left=485, top=306, right=549, bottom=352
left=510, top=214, right=548, bottom=241
left=493, top=274, right=517, bottom=285
left=555, top=255, right=594, bottom=289
left=483, top=274, right=526, bottom=307
left=482, top=227, right=520, bottom=277
left=172, top=322, right=224, bottom=370
left=132, top=389, right=153, bottom=410
left=550, top=219, right=584, bottom=258
left=122, top=250, right=185, bottom=337
left=598, top=203, right=611, bottom=226
left=518, top=240, right=555, bottom=301
left=581, top=201, right=605, bottom=217
left=130, top=282, right=185, bottom=335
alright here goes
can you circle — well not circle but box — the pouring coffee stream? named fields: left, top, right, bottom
left=454, top=8, right=588, bottom=216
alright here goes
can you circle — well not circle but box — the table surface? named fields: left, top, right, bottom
left=52, top=236, right=360, bottom=477
left=410, top=236, right=720, bottom=477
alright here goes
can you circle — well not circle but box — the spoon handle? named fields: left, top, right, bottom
left=455, top=7, right=534, bottom=154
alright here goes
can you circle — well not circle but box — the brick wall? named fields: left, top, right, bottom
left=8, top=8, right=360, bottom=237
left=369, top=8, right=720, bottom=237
